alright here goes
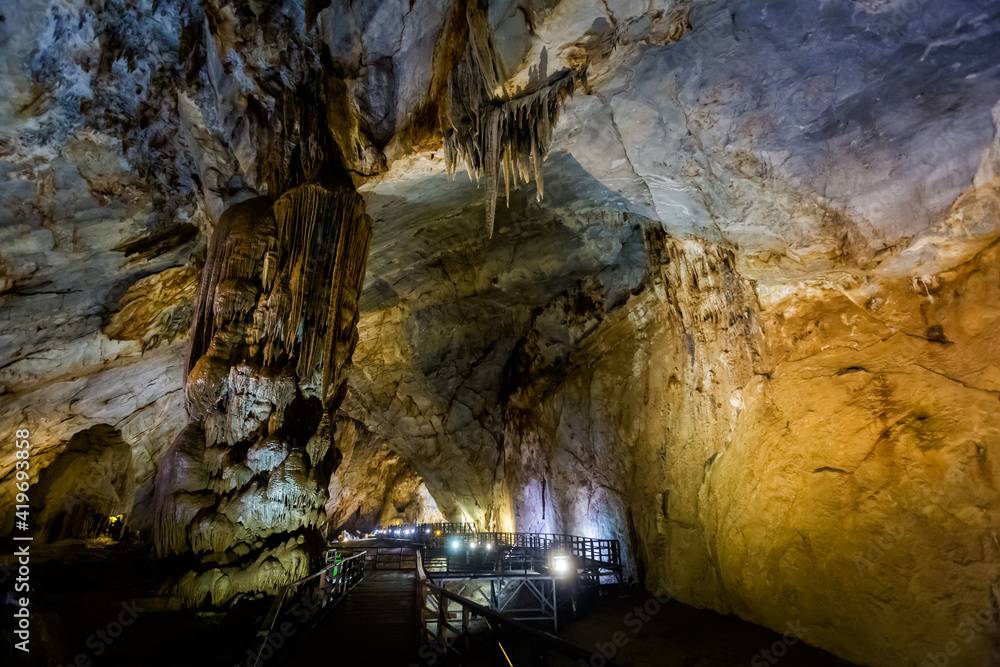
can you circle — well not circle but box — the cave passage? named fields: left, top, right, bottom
left=4, top=0, right=1000, bottom=666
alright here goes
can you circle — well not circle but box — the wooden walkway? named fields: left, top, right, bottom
left=279, top=571, right=419, bottom=666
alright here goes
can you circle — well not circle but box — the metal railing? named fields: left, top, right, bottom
left=415, top=551, right=618, bottom=666
left=381, top=522, right=478, bottom=539
left=246, top=550, right=366, bottom=666
left=388, top=524, right=621, bottom=568
left=469, top=532, right=620, bottom=568
left=325, top=544, right=418, bottom=570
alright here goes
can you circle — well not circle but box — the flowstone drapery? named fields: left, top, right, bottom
left=153, top=183, right=372, bottom=607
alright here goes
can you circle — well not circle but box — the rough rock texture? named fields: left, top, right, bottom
left=340, top=2, right=1000, bottom=665
left=3, top=0, right=1000, bottom=664
left=0, top=0, right=205, bottom=535
left=30, top=424, right=135, bottom=543
left=324, top=417, right=444, bottom=536
left=152, top=183, right=373, bottom=607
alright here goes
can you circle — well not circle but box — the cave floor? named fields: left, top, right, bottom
left=554, top=586, right=858, bottom=667
left=1, top=538, right=263, bottom=667
left=3, top=540, right=857, bottom=666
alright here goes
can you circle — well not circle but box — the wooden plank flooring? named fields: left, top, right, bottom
left=279, top=571, right=419, bottom=666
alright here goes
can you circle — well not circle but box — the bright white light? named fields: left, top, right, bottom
left=425, top=529, right=431, bottom=534
left=471, top=543, right=477, bottom=549
left=485, top=543, right=493, bottom=551
left=451, top=539, right=461, bottom=550
left=552, top=554, right=570, bottom=576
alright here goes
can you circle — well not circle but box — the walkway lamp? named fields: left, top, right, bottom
left=551, top=552, right=571, bottom=577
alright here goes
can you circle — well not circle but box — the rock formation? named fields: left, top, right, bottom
left=30, top=425, right=135, bottom=544
left=325, top=417, right=445, bottom=536
left=3, top=0, right=1000, bottom=664
left=153, top=183, right=373, bottom=606
left=440, top=1, right=584, bottom=236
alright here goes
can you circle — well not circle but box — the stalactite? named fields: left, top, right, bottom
left=268, top=184, right=373, bottom=406
left=217, top=463, right=253, bottom=494
left=247, top=434, right=290, bottom=473
left=212, top=278, right=259, bottom=328
left=154, top=181, right=373, bottom=606
left=306, top=413, right=333, bottom=470
left=441, top=15, right=585, bottom=237
left=189, top=513, right=237, bottom=555
left=203, top=445, right=230, bottom=477
left=204, top=409, right=228, bottom=448
left=643, top=227, right=766, bottom=381
left=186, top=356, right=230, bottom=422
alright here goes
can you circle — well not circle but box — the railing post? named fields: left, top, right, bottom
left=419, top=583, right=429, bottom=643
left=462, top=606, right=470, bottom=666
left=437, top=589, right=447, bottom=646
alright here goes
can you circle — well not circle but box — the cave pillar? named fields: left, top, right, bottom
left=153, top=183, right=372, bottom=606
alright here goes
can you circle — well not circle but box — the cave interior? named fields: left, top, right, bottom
left=3, top=0, right=1000, bottom=666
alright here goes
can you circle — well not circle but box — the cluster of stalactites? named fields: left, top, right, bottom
left=441, top=30, right=584, bottom=237
left=185, top=196, right=275, bottom=390
left=267, top=184, right=372, bottom=406
left=184, top=185, right=373, bottom=423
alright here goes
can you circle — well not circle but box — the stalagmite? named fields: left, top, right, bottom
left=154, top=182, right=373, bottom=607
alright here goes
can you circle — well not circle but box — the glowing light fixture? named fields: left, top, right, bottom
left=551, top=552, right=571, bottom=577
left=451, top=539, right=461, bottom=550
left=485, top=543, right=493, bottom=551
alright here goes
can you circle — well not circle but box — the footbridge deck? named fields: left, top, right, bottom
left=247, top=525, right=624, bottom=666
left=380, top=523, right=624, bottom=583
left=277, top=570, right=418, bottom=666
